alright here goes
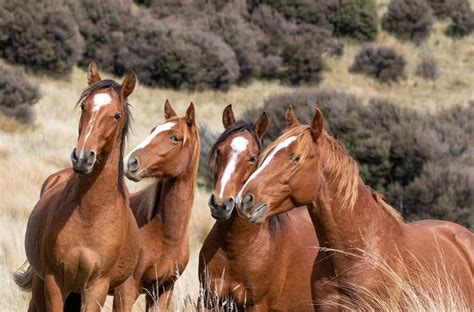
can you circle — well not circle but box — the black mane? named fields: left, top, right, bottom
left=76, top=79, right=132, bottom=195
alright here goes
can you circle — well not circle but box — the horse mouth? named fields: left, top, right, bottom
left=72, top=166, right=93, bottom=175
left=126, top=169, right=146, bottom=182
left=249, top=203, right=267, bottom=224
left=211, top=209, right=233, bottom=221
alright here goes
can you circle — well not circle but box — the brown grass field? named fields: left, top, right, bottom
left=0, top=20, right=473, bottom=311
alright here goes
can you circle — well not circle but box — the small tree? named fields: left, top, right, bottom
left=327, top=0, right=379, bottom=42
left=0, top=0, right=84, bottom=76
left=350, top=44, right=406, bottom=83
left=0, top=66, right=40, bottom=123
left=382, top=0, right=434, bottom=44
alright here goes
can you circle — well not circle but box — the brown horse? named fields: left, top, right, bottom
left=16, top=62, right=140, bottom=311
left=199, top=105, right=318, bottom=311
left=113, top=101, right=200, bottom=311
left=236, top=107, right=474, bottom=309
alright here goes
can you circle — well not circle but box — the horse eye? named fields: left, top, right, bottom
left=170, top=135, right=180, bottom=143
left=249, top=156, right=257, bottom=163
left=114, top=113, right=122, bottom=120
left=292, top=154, right=301, bottom=162
left=80, top=103, right=85, bottom=111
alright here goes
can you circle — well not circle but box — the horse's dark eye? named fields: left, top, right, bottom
left=170, top=135, right=180, bottom=143
left=292, top=154, right=301, bottom=162
left=114, top=113, right=122, bottom=120
left=80, top=103, right=85, bottom=111
left=249, top=156, right=257, bottom=163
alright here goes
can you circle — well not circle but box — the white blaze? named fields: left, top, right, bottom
left=218, top=136, right=249, bottom=198
left=124, top=122, right=176, bottom=164
left=79, top=93, right=113, bottom=157
left=237, top=136, right=297, bottom=203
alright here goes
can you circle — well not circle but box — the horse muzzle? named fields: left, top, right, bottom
left=236, top=193, right=267, bottom=224
left=71, top=148, right=96, bottom=175
left=208, top=194, right=234, bottom=220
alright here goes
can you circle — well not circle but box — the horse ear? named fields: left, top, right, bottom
left=310, top=108, right=324, bottom=141
left=185, top=102, right=195, bottom=126
left=164, top=99, right=177, bottom=120
left=87, top=61, right=101, bottom=85
left=120, top=70, right=137, bottom=99
left=222, top=104, right=236, bottom=129
left=286, top=105, right=300, bottom=128
left=255, top=112, right=268, bottom=139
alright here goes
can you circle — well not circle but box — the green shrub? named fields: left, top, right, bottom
left=0, top=66, right=40, bottom=123
left=382, top=0, right=434, bottom=44
left=350, top=44, right=406, bottom=83
left=0, top=0, right=84, bottom=76
left=327, top=0, right=379, bottom=42
left=124, top=14, right=240, bottom=90
left=66, top=0, right=133, bottom=76
left=415, top=54, right=439, bottom=80
left=426, top=0, right=470, bottom=19
left=445, top=9, right=474, bottom=38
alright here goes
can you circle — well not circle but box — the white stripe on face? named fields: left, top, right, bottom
left=79, top=93, right=113, bottom=158
left=124, top=122, right=176, bottom=163
left=218, top=136, right=249, bottom=198
left=237, top=136, right=297, bottom=202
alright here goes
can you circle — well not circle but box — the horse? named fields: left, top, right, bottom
left=199, top=105, right=318, bottom=311
left=15, top=62, right=140, bottom=312
left=113, top=100, right=200, bottom=311
left=236, top=107, right=474, bottom=310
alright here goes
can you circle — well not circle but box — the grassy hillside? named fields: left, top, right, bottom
left=0, top=20, right=473, bottom=310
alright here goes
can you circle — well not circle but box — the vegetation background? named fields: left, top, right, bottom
left=0, top=0, right=472, bottom=310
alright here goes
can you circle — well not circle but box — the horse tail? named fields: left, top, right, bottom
left=13, top=261, right=34, bottom=290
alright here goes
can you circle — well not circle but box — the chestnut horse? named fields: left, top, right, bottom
left=16, top=62, right=140, bottom=311
left=113, top=101, right=200, bottom=311
left=199, top=105, right=318, bottom=311
left=236, top=107, right=474, bottom=309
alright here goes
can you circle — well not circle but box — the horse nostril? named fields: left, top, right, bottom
left=208, top=193, right=217, bottom=209
left=224, top=197, right=235, bottom=211
left=70, top=148, right=79, bottom=162
left=128, top=157, right=139, bottom=173
left=87, top=150, right=96, bottom=165
left=242, top=194, right=254, bottom=210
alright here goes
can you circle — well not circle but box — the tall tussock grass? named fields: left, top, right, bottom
left=320, top=248, right=471, bottom=312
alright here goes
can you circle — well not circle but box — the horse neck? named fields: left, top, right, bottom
left=74, top=139, right=125, bottom=215
left=214, top=210, right=277, bottom=252
left=151, top=161, right=196, bottom=245
left=308, top=139, right=403, bottom=269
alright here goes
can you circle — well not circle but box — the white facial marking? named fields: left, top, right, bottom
left=124, top=122, right=176, bottom=164
left=78, top=93, right=112, bottom=157
left=92, top=93, right=112, bottom=111
left=237, top=136, right=297, bottom=203
left=218, top=136, right=249, bottom=198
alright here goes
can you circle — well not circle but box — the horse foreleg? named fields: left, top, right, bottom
left=43, top=274, right=63, bottom=312
left=81, top=278, right=110, bottom=312
left=113, top=277, right=140, bottom=312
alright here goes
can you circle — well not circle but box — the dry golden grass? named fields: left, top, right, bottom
left=1, top=19, right=473, bottom=311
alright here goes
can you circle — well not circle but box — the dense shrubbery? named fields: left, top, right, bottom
left=426, top=0, right=470, bottom=19
left=241, top=90, right=473, bottom=229
left=416, top=54, right=439, bottom=80
left=66, top=0, right=133, bottom=76
left=327, top=0, right=379, bottom=42
left=0, top=0, right=84, bottom=76
left=382, top=0, right=434, bottom=44
left=124, top=15, right=239, bottom=90
left=445, top=9, right=474, bottom=38
left=0, top=66, right=40, bottom=123
left=350, top=45, right=406, bottom=83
